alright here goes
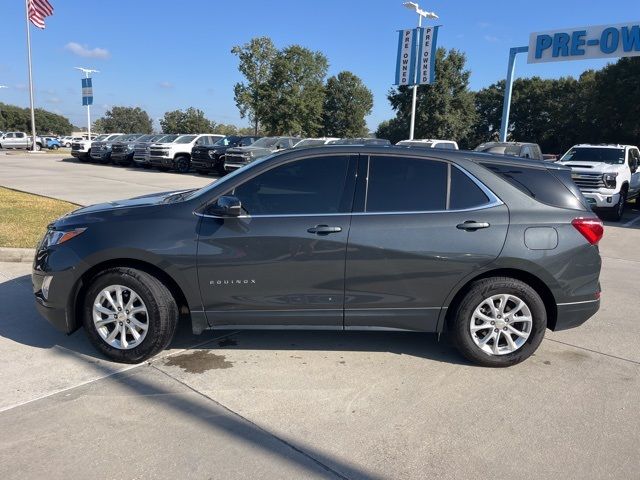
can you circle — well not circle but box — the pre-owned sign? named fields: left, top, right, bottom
left=528, top=21, right=640, bottom=64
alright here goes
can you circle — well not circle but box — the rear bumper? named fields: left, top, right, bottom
left=553, top=299, right=600, bottom=331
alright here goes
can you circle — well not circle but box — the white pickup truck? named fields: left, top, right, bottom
left=148, top=134, right=224, bottom=173
left=558, top=144, right=640, bottom=221
left=71, top=133, right=123, bottom=161
left=0, top=132, right=44, bottom=150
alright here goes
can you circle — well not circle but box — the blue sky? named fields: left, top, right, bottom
left=0, top=0, right=636, bottom=131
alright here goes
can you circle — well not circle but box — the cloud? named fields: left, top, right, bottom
left=158, top=81, right=174, bottom=89
left=64, top=42, right=111, bottom=59
left=484, top=35, right=499, bottom=43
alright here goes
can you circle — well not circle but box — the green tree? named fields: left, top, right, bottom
left=322, top=71, right=373, bottom=137
left=93, top=106, right=153, bottom=133
left=160, top=107, right=213, bottom=134
left=259, top=45, right=328, bottom=136
left=376, top=48, right=476, bottom=147
left=0, top=103, right=73, bottom=135
left=232, top=37, right=277, bottom=135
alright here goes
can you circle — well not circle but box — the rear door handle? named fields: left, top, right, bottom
left=307, top=225, right=342, bottom=235
left=456, top=221, right=490, bottom=231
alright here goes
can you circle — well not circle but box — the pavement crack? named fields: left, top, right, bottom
left=546, top=338, right=640, bottom=366
left=151, top=364, right=354, bottom=480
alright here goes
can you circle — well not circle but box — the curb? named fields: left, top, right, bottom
left=0, top=247, right=35, bottom=263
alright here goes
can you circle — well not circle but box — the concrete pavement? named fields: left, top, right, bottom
left=0, top=153, right=213, bottom=206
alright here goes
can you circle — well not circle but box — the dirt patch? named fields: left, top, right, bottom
left=164, top=351, right=233, bottom=374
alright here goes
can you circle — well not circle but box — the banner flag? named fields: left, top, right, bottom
left=394, top=29, right=417, bottom=85
left=81, top=77, right=93, bottom=106
left=416, top=26, right=439, bottom=85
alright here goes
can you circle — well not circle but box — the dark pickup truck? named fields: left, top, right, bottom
left=191, top=135, right=260, bottom=176
left=224, top=136, right=297, bottom=172
left=111, top=134, right=150, bottom=166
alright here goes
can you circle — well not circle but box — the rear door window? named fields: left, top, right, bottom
left=449, top=166, right=490, bottom=210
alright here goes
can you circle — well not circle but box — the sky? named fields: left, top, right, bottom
left=0, top=0, right=637, bottom=132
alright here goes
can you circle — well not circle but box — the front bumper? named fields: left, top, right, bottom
left=149, top=155, right=170, bottom=167
left=554, top=299, right=600, bottom=331
left=32, top=263, right=82, bottom=334
left=582, top=192, right=620, bottom=209
left=71, top=150, right=89, bottom=158
left=112, top=151, right=134, bottom=163
left=90, top=150, right=110, bottom=161
left=224, top=162, right=248, bottom=171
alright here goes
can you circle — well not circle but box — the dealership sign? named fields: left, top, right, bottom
left=528, top=21, right=640, bottom=63
left=395, top=26, right=440, bottom=85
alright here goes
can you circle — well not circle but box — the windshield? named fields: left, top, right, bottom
left=294, top=139, right=327, bottom=147
left=560, top=147, right=625, bottom=164
left=250, top=137, right=279, bottom=148
left=175, top=135, right=197, bottom=144
left=121, top=134, right=141, bottom=141
left=157, top=134, right=180, bottom=144
left=397, top=141, right=435, bottom=148
left=107, top=135, right=125, bottom=142
left=214, top=136, right=241, bottom=147
left=135, top=134, right=153, bottom=142
left=93, top=134, right=108, bottom=141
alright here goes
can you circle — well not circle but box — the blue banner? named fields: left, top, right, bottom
left=394, top=29, right=418, bottom=86
left=81, top=77, right=93, bottom=106
left=416, top=26, right=439, bottom=84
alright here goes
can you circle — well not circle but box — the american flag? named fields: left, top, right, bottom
left=28, top=0, right=54, bottom=29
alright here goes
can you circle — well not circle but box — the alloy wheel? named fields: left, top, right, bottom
left=469, top=294, right=532, bottom=355
left=92, top=285, right=149, bottom=350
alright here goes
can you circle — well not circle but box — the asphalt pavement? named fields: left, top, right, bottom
left=0, top=152, right=639, bottom=479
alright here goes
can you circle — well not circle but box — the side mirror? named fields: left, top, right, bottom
left=206, top=195, right=242, bottom=217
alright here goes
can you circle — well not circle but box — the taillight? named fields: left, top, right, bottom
left=571, top=218, right=604, bottom=245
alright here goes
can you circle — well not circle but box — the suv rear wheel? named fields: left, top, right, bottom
left=82, top=267, right=179, bottom=363
left=450, top=277, right=547, bottom=367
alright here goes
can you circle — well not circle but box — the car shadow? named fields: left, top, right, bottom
left=0, top=273, right=470, bottom=366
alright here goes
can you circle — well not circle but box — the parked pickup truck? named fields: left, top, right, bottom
left=110, top=134, right=149, bottom=166
left=396, top=139, right=459, bottom=150
left=132, top=134, right=174, bottom=168
left=224, top=136, right=297, bottom=172
left=0, top=132, right=44, bottom=150
left=149, top=134, right=224, bottom=173
left=191, top=135, right=260, bottom=176
left=89, top=134, right=129, bottom=164
left=557, top=144, right=640, bottom=221
left=71, top=133, right=121, bottom=161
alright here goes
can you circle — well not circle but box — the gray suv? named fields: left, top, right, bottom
left=32, top=146, right=602, bottom=367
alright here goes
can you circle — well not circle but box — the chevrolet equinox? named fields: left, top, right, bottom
left=33, top=146, right=603, bottom=367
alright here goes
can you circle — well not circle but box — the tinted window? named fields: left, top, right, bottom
left=367, top=156, right=447, bottom=212
left=482, top=162, right=585, bottom=210
left=232, top=156, right=352, bottom=215
left=450, top=166, right=490, bottom=210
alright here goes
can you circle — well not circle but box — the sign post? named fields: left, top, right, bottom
left=75, top=67, right=98, bottom=140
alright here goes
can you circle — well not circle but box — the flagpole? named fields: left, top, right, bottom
left=24, top=0, right=37, bottom=152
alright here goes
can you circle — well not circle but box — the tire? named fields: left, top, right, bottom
left=216, top=166, right=227, bottom=176
left=34, top=143, right=42, bottom=151
left=449, top=277, right=547, bottom=367
left=174, top=155, right=191, bottom=174
left=195, top=169, right=208, bottom=176
left=82, top=267, right=179, bottom=363
left=608, top=189, right=627, bottom=221
left=51, top=145, right=59, bottom=150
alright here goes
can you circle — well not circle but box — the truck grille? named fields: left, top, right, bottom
left=571, top=173, right=605, bottom=190
left=111, top=145, right=126, bottom=154
left=71, top=143, right=83, bottom=151
left=149, top=147, right=169, bottom=157
left=225, top=153, right=248, bottom=164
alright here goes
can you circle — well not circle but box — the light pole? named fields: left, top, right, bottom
left=402, top=2, right=438, bottom=140
left=74, top=67, right=99, bottom=140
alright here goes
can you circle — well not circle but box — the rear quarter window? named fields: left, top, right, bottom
left=481, top=162, right=587, bottom=211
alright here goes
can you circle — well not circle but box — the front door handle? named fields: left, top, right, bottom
left=307, top=225, right=342, bottom=235
left=456, top=221, right=490, bottom=231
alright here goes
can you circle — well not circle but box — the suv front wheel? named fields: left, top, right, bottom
left=82, top=267, right=179, bottom=363
left=450, top=277, right=547, bottom=367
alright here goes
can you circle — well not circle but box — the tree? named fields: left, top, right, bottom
left=375, top=48, right=476, bottom=147
left=259, top=45, right=328, bottom=136
left=0, top=103, right=73, bottom=135
left=160, top=107, right=213, bottom=134
left=93, top=106, right=152, bottom=133
left=322, top=71, right=373, bottom=137
left=232, top=37, right=277, bottom=135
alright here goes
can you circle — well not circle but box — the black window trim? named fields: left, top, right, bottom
left=361, top=154, right=503, bottom=215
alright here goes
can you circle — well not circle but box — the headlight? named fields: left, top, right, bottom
left=603, top=173, right=617, bottom=189
left=40, top=227, right=86, bottom=249
left=208, top=150, right=218, bottom=159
